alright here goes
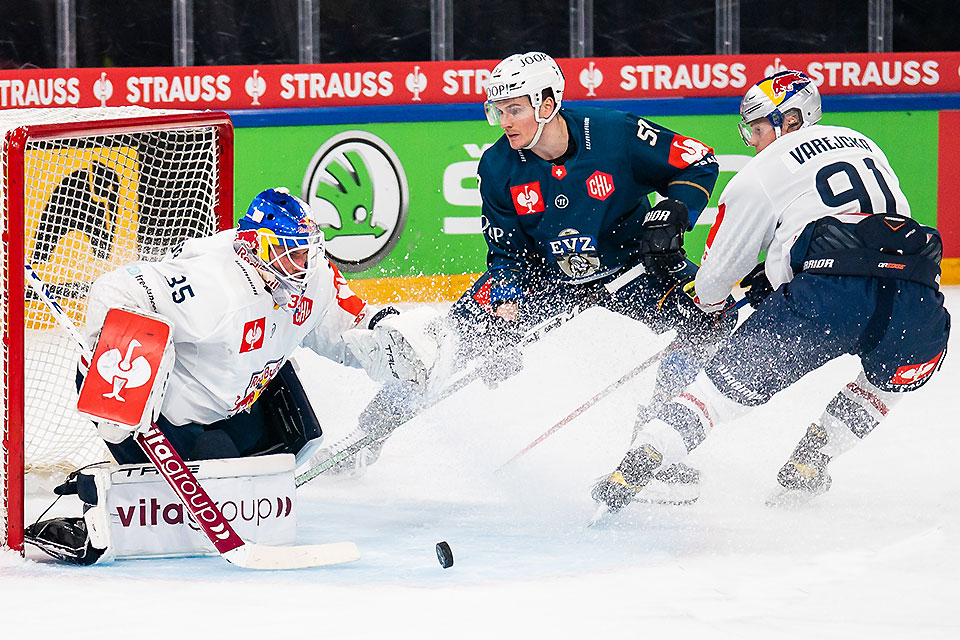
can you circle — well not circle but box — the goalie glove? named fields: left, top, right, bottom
left=346, top=307, right=447, bottom=387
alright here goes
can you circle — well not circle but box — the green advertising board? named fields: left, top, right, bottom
left=234, top=110, right=938, bottom=283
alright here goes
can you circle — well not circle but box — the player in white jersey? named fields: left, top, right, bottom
left=76, top=187, right=434, bottom=464
left=24, top=188, right=440, bottom=564
left=592, top=71, right=950, bottom=514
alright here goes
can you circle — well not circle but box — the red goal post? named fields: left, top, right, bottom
left=1, top=108, right=234, bottom=553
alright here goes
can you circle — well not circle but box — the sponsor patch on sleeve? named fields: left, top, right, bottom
left=668, top=134, right=713, bottom=168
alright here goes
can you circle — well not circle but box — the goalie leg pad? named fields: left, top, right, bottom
left=74, top=454, right=299, bottom=561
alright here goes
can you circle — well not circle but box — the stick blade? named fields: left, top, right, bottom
left=226, top=541, right=360, bottom=570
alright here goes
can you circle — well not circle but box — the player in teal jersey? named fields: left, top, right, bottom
left=450, top=52, right=734, bottom=405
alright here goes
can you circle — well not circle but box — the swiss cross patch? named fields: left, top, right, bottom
left=668, top=134, right=713, bottom=168
left=240, top=317, right=266, bottom=353
left=292, top=296, right=314, bottom=326
left=586, top=171, right=614, bottom=201
left=891, top=351, right=943, bottom=386
left=552, top=165, right=567, bottom=180
left=510, top=181, right=545, bottom=215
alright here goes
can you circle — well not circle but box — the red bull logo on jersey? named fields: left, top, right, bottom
left=233, top=358, right=285, bottom=412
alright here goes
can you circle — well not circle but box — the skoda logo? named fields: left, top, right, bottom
left=302, top=131, right=409, bottom=272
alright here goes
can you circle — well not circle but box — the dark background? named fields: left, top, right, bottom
left=1, top=0, right=957, bottom=69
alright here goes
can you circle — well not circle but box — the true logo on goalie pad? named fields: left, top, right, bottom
left=78, top=308, right=171, bottom=427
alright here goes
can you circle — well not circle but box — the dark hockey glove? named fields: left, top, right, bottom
left=640, top=198, right=690, bottom=277
left=479, top=315, right=524, bottom=389
left=740, top=263, right=773, bottom=308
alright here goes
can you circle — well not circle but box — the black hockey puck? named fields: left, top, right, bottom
left=435, top=541, right=453, bottom=568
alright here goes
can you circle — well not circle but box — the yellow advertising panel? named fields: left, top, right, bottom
left=23, top=146, right=141, bottom=329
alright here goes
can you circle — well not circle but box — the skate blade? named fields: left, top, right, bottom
left=632, top=477, right=700, bottom=506
left=765, top=486, right=822, bottom=508
left=588, top=503, right=615, bottom=528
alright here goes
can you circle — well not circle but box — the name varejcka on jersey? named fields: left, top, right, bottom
left=789, top=135, right=872, bottom=165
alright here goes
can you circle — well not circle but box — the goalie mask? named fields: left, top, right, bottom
left=235, top=187, right=325, bottom=303
left=483, top=51, right=565, bottom=149
left=739, top=69, right=822, bottom=145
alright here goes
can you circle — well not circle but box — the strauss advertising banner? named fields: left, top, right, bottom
left=2, top=52, right=958, bottom=297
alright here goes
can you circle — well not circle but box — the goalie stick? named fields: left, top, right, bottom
left=294, top=263, right=652, bottom=487
left=24, top=265, right=359, bottom=570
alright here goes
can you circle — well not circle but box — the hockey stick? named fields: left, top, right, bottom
left=294, top=298, right=590, bottom=486
left=25, top=265, right=360, bottom=570
left=496, top=294, right=752, bottom=470
left=496, top=344, right=669, bottom=470
left=294, top=263, right=652, bottom=486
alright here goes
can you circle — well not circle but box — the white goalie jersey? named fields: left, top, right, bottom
left=82, top=230, right=369, bottom=426
left=695, top=123, right=911, bottom=306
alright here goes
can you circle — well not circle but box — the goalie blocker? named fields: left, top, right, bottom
left=80, top=308, right=324, bottom=465
left=26, top=454, right=299, bottom=564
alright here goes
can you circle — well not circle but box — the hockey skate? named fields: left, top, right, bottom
left=24, top=517, right=104, bottom=566
left=636, top=462, right=701, bottom=506
left=590, top=444, right=665, bottom=524
left=766, top=423, right=833, bottom=507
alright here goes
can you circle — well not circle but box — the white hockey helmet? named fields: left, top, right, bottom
left=739, top=69, right=822, bottom=144
left=483, top=51, right=565, bottom=148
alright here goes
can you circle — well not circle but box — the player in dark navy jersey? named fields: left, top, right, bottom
left=449, top=52, right=735, bottom=424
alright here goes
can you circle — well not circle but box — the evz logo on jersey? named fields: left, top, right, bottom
left=586, top=171, right=614, bottom=201
left=668, top=135, right=713, bottom=168
left=549, top=228, right=601, bottom=279
left=240, top=317, right=266, bottom=353
left=510, top=181, right=545, bottom=215
left=891, top=351, right=943, bottom=386
left=548, top=234, right=597, bottom=256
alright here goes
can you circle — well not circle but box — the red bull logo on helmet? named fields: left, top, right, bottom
left=759, top=70, right=810, bottom=105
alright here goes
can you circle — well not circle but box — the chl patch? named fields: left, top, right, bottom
left=510, top=181, right=545, bottom=215
left=586, top=171, right=614, bottom=201
left=292, top=296, right=314, bottom=326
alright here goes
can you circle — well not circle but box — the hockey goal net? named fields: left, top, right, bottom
left=1, top=108, right=233, bottom=553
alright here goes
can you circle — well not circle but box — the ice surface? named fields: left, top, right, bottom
left=3, top=289, right=958, bottom=639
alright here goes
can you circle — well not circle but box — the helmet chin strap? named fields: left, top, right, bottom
left=522, top=103, right=560, bottom=150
